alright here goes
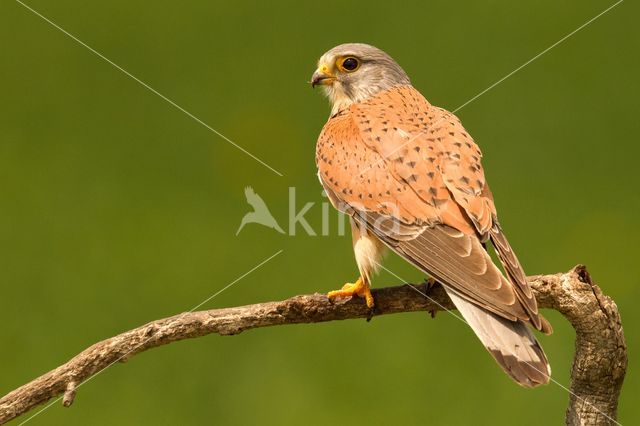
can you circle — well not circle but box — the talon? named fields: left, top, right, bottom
left=425, top=278, right=438, bottom=318
left=327, top=277, right=375, bottom=308
left=425, top=277, right=437, bottom=291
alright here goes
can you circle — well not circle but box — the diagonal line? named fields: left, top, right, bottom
left=354, top=0, right=623, bottom=179
left=368, top=256, right=622, bottom=426
left=14, top=0, right=284, bottom=177
left=373, top=260, right=468, bottom=324
left=451, top=0, right=624, bottom=113
left=188, top=250, right=283, bottom=312
left=17, top=249, right=284, bottom=425
left=373, top=261, right=467, bottom=324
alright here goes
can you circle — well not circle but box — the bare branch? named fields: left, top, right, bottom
left=0, top=265, right=626, bottom=425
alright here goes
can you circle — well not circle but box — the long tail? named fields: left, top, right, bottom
left=445, top=289, right=551, bottom=388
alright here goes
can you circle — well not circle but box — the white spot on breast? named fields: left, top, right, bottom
left=396, top=128, right=411, bottom=139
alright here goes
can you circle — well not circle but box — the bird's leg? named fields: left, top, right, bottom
left=327, top=277, right=374, bottom=308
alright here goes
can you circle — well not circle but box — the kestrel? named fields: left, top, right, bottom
left=311, top=43, right=552, bottom=387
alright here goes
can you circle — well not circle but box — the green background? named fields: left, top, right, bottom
left=1, top=1, right=638, bottom=424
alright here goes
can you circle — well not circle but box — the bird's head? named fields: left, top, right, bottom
left=311, top=43, right=410, bottom=114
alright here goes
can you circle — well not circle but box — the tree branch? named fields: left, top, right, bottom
left=0, top=265, right=627, bottom=425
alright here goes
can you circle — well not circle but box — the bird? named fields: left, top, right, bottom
left=311, top=43, right=552, bottom=387
left=236, top=186, right=285, bottom=235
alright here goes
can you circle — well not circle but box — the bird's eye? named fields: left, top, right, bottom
left=339, top=57, right=360, bottom=72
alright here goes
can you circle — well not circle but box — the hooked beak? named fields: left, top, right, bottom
left=310, top=64, right=336, bottom=88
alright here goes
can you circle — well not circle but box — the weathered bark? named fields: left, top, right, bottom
left=0, top=265, right=626, bottom=425
left=530, top=266, right=627, bottom=425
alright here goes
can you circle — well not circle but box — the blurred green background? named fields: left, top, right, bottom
left=1, top=0, right=638, bottom=424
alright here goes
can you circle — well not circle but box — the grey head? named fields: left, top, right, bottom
left=311, top=43, right=411, bottom=113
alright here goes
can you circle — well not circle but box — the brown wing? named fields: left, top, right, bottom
left=316, top=85, right=548, bottom=332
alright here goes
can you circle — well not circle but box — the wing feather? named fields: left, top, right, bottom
left=316, top=85, right=549, bottom=332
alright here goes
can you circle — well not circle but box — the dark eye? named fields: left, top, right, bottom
left=341, top=57, right=359, bottom=71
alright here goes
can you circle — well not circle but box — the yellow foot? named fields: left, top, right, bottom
left=327, top=278, right=374, bottom=308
